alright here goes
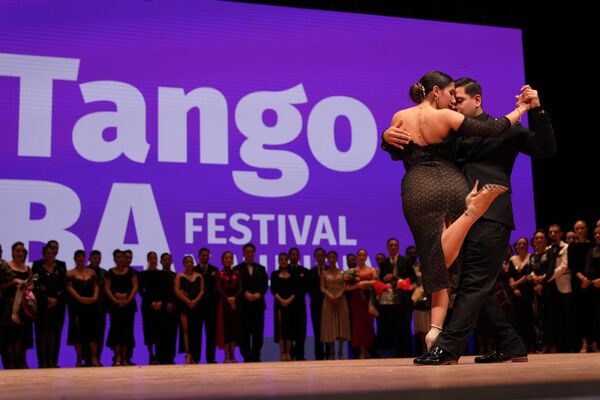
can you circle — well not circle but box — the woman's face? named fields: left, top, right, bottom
left=75, top=253, right=86, bottom=267
left=222, top=253, right=233, bottom=268
left=278, top=254, right=289, bottom=269
left=533, top=233, right=547, bottom=250
left=594, top=227, right=600, bottom=244
left=516, top=238, right=529, bottom=253
left=435, top=83, right=456, bottom=110
left=147, top=252, right=158, bottom=269
left=357, top=250, right=367, bottom=264
left=574, top=221, right=588, bottom=241
left=12, top=244, right=26, bottom=263
left=327, top=253, right=338, bottom=268
left=183, top=257, right=194, bottom=270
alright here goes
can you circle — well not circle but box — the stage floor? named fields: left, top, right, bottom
left=1, top=354, right=600, bottom=400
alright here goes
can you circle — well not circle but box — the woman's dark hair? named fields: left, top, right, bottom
left=147, top=251, right=157, bottom=260
left=74, top=249, right=86, bottom=258
left=409, top=71, right=454, bottom=104
left=327, top=250, right=338, bottom=259
left=183, top=255, right=194, bottom=264
left=11, top=241, right=25, bottom=252
left=221, top=250, right=233, bottom=262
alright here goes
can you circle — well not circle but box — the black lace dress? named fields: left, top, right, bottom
left=401, top=117, right=511, bottom=294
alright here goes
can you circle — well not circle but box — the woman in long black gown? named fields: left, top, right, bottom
left=584, top=226, right=600, bottom=349
left=383, top=71, right=531, bottom=348
left=0, top=242, right=33, bottom=369
left=66, top=250, right=100, bottom=367
left=270, top=253, right=297, bottom=361
left=175, top=255, right=204, bottom=364
left=508, top=238, right=534, bottom=351
left=105, top=250, right=138, bottom=366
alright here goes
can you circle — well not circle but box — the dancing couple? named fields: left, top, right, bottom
left=382, top=71, right=556, bottom=365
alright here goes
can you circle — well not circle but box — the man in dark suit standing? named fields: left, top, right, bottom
left=378, top=238, right=417, bottom=357
left=288, top=247, right=308, bottom=360
left=308, top=247, right=327, bottom=360
left=32, top=240, right=67, bottom=368
left=383, top=79, right=556, bottom=364
left=158, top=252, right=178, bottom=365
left=193, top=247, right=219, bottom=363
left=234, top=243, right=268, bottom=362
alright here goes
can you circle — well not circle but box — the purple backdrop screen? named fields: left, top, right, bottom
left=0, top=0, right=533, bottom=365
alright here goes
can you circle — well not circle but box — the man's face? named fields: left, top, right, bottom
left=161, top=255, right=173, bottom=270
left=89, top=254, right=101, bottom=267
left=243, top=246, right=255, bottom=263
left=454, top=86, right=480, bottom=117
left=47, top=242, right=59, bottom=258
left=314, top=250, right=326, bottom=265
left=199, top=250, right=210, bottom=265
left=406, top=247, right=418, bottom=261
left=346, top=254, right=357, bottom=268
left=289, top=250, right=299, bottom=264
left=549, top=227, right=562, bottom=244
left=387, top=240, right=399, bottom=256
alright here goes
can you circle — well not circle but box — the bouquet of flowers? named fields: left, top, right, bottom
left=342, top=268, right=359, bottom=285
left=372, top=278, right=413, bottom=297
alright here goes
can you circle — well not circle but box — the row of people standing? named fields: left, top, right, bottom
left=500, top=221, right=600, bottom=354
left=1, top=238, right=425, bottom=368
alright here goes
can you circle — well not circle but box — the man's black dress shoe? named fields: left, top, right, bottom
left=413, top=345, right=458, bottom=365
left=474, top=349, right=528, bottom=363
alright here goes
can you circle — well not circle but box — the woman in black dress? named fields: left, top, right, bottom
left=530, top=230, right=550, bottom=352
left=508, top=237, right=534, bottom=351
left=584, top=226, right=600, bottom=350
left=139, top=251, right=167, bottom=365
left=216, top=251, right=242, bottom=363
left=383, top=71, right=531, bottom=348
left=66, top=250, right=100, bottom=367
left=0, top=242, right=34, bottom=369
left=569, top=220, right=597, bottom=352
left=33, top=244, right=67, bottom=368
left=104, top=249, right=138, bottom=366
left=270, top=253, right=297, bottom=361
left=175, top=255, right=204, bottom=364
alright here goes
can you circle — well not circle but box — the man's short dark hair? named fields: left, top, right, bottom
left=243, top=243, right=256, bottom=252
left=90, top=250, right=101, bottom=258
left=454, top=77, right=482, bottom=98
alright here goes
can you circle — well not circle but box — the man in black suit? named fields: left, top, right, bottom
left=193, top=247, right=219, bottom=363
left=378, top=238, right=417, bottom=357
left=85, top=250, right=107, bottom=365
left=308, top=247, right=327, bottom=360
left=234, top=243, right=268, bottom=362
left=32, top=240, right=67, bottom=368
left=383, top=79, right=556, bottom=364
left=158, top=252, right=178, bottom=365
left=288, top=247, right=308, bottom=360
